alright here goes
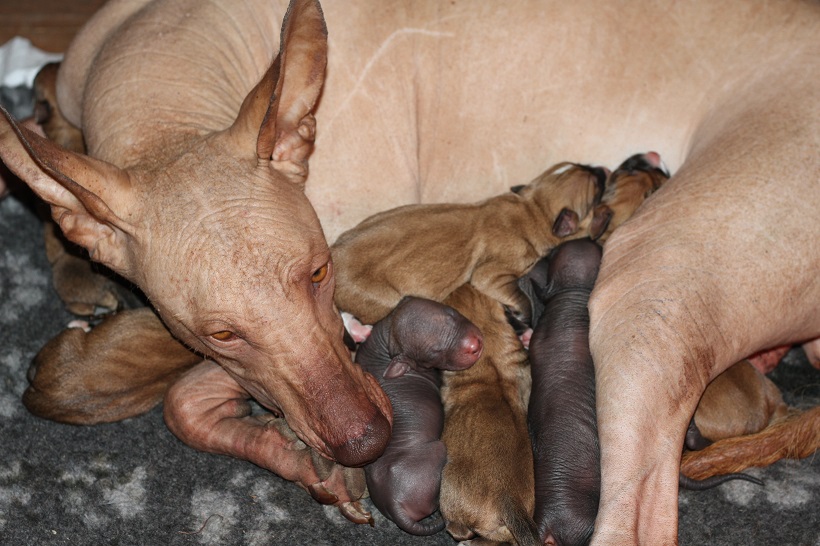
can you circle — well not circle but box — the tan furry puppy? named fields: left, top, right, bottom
left=692, top=359, right=788, bottom=443
left=438, top=284, right=539, bottom=546
left=595, top=151, right=669, bottom=244
left=33, top=63, right=85, bottom=154
left=24, top=307, right=201, bottom=424
left=332, top=162, right=607, bottom=325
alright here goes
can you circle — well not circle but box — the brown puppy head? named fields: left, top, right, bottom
left=603, top=151, right=669, bottom=208
left=513, top=162, right=608, bottom=238
left=595, top=151, right=670, bottom=243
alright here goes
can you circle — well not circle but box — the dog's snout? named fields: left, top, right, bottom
left=330, top=409, right=391, bottom=467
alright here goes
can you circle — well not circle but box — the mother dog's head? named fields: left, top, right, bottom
left=0, top=0, right=393, bottom=467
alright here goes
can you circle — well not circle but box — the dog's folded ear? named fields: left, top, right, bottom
left=384, top=355, right=414, bottom=379
left=589, top=204, right=614, bottom=241
left=552, top=207, right=580, bottom=237
left=0, top=107, right=139, bottom=278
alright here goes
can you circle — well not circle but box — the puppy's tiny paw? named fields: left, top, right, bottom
left=341, top=312, right=373, bottom=343
left=66, top=320, right=91, bottom=332
left=519, top=328, right=533, bottom=350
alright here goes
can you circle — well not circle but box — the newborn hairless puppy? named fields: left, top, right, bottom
left=527, top=239, right=762, bottom=546
left=358, top=297, right=483, bottom=535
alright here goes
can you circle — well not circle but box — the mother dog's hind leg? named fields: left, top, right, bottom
left=588, top=52, right=820, bottom=545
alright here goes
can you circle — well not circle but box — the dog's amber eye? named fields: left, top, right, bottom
left=311, top=264, right=328, bottom=284
left=211, top=330, right=235, bottom=342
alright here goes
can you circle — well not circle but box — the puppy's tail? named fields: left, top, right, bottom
left=680, top=406, right=820, bottom=480
left=502, top=498, right=541, bottom=546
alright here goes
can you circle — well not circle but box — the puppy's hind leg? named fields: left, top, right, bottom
left=24, top=307, right=201, bottom=424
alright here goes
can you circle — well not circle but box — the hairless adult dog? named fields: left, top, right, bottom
left=1, top=1, right=817, bottom=540
left=357, top=297, right=483, bottom=535
left=527, top=239, right=762, bottom=546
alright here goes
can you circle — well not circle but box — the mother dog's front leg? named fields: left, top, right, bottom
left=163, top=361, right=372, bottom=525
left=587, top=56, right=820, bottom=545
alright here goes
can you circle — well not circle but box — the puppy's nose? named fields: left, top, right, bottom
left=458, top=329, right=484, bottom=365
left=643, top=151, right=661, bottom=168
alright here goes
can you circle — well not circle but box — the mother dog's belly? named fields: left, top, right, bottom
left=58, top=0, right=816, bottom=242
left=306, top=0, right=813, bottom=242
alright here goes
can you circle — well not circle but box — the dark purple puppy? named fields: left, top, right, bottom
left=526, top=239, right=763, bottom=546
left=527, top=238, right=603, bottom=546
left=358, top=296, right=483, bottom=535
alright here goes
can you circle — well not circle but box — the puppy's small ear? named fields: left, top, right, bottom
left=384, top=356, right=413, bottom=379
left=589, top=204, right=614, bottom=241
left=510, top=184, right=526, bottom=194
left=530, top=277, right=544, bottom=299
left=552, top=208, right=579, bottom=237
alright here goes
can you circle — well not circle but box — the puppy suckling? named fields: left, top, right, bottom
left=332, top=161, right=608, bottom=326
left=525, top=239, right=766, bottom=545
left=438, top=284, right=540, bottom=546
left=358, top=297, right=483, bottom=535
left=594, top=151, right=669, bottom=244
left=526, top=238, right=603, bottom=546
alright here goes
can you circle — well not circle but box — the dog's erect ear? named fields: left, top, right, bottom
left=0, top=108, right=138, bottom=277
left=552, top=207, right=580, bottom=237
left=230, top=0, right=327, bottom=186
left=589, top=204, right=613, bottom=241
left=384, top=356, right=413, bottom=379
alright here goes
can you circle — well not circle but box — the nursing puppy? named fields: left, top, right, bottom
left=358, top=297, right=483, bottom=536
left=527, top=239, right=603, bottom=546
left=332, top=162, right=607, bottom=325
left=595, top=152, right=669, bottom=244
left=527, top=240, right=763, bottom=546
left=438, top=284, right=539, bottom=546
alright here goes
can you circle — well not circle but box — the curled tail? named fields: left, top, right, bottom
left=680, top=406, right=820, bottom=480
left=391, top=509, right=446, bottom=536
left=679, top=471, right=762, bottom=491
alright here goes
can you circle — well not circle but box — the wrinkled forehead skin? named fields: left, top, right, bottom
left=131, top=145, right=391, bottom=464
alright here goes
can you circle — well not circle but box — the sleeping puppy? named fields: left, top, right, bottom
left=33, top=62, right=130, bottom=316
left=680, top=360, right=819, bottom=482
left=332, top=161, right=608, bottom=326
left=686, top=359, right=788, bottom=448
left=438, top=283, right=540, bottom=546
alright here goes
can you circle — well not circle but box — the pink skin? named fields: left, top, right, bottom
left=342, top=312, right=373, bottom=343
left=804, top=338, right=820, bottom=369
left=747, top=345, right=792, bottom=374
